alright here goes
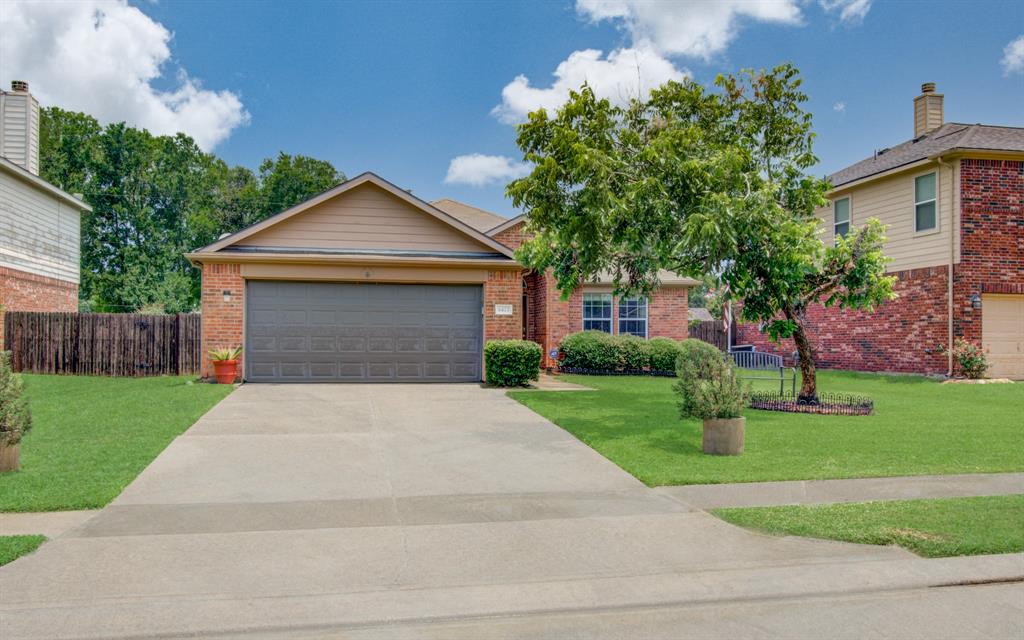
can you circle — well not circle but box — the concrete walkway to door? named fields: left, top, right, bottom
left=2, top=384, right=1021, bottom=639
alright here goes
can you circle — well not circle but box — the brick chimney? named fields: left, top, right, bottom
left=913, top=82, right=944, bottom=138
left=0, top=80, right=41, bottom=175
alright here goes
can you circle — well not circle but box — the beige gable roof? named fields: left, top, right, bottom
left=431, top=198, right=509, bottom=232
left=194, top=173, right=514, bottom=259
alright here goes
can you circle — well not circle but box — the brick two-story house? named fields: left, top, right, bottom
left=187, top=173, right=695, bottom=382
left=738, top=83, right=1023, bottom=379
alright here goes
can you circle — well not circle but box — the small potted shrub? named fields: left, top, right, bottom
left=209, top=346, right=243, bottom=384
left=673, top=339, right=749, bottom=455
left=0, top=351, right=32, bottom=472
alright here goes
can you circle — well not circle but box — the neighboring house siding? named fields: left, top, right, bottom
left=239, top=183, right=492, bottom=253
left=0, top=170, right=80, bottom=283
left=823, top=159, right=958, bottom=272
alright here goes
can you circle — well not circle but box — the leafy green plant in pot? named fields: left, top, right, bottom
left=673, top=340, right=749, bottom=455
left=0, top=351, right=32, bottom=472
left=208, top=346, right=243, bottom=384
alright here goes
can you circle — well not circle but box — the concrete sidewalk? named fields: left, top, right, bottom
left=658, top=472, right=1024, bottom=509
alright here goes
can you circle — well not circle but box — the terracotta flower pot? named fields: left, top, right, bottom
left=702, top=417, right=745, bottom=456
left=0, top=441, right=20, bottom=472
left=212, top=359, right=239, bottom=384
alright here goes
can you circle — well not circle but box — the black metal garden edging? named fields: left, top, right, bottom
left=557, top=366, right=677, bottom=377
left=748, top=391, right=874, bottom=416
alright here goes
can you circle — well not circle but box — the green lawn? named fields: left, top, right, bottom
left=0, top=375, right=232, bottom=512
left=0, top=535, right=46, bottom=566
left=509, top=371, right=1024, bottom=486
left=714, top=495, right=1024, bottom=557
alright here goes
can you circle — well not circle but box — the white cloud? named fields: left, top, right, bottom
left=819, top=0, right=873, bottom=26
left=444, top=154, right=531, bottom=187
left=0, top=1, right=248, bottom=150
left=1001, top=35, right=1024, bottom=75
left=576, top=0, right=802, bottom=60
left=833, top=101, right=846, bottom=113
left=492, top=47, right=687, bottom=123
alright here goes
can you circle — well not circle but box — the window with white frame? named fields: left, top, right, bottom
left=914, top=172, right=937, bottom=232
left=618, top=297, right=648, bottom=338
left=833, top=197, right=850, bottom=241
left=582, top=293, right=612, bottom=333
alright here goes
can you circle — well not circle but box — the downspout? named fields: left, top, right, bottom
left=936, top=155, right=954, bottom=377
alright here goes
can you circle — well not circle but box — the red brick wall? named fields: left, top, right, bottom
left=648, top=287, right=690, bottom=340
left=0, top=266, right=78, bottom=347
left=736, top=266, right=950, bottom=374
left=200, top=263, right=244, bottom=380
left=483, top=269, right=524, bottom=341
left=954, top=159, right=1024, bottom=345
left=492, top=222, right=529, bottom=251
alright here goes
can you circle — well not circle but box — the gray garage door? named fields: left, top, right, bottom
left=245, top=281, right=482, bottom=382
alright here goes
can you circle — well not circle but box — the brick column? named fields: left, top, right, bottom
left=483, top=269, right=523, bottom=341
left=200, top=263, right=244, bottom=380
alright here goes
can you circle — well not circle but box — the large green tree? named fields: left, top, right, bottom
left=507, top=65, right=895, bottom=401
left=39, top=108, right=344, bottom=313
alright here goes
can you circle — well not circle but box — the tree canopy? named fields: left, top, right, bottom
left=40, top=107, right=344, bottom=313
left=507, top=65, right=896, bottom=399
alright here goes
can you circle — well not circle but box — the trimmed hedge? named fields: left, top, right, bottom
left=484, top=340, right=542, bottom=387
left=649, top=337, right=685, bottom=371
left=559, top=331, right=691, bottom=374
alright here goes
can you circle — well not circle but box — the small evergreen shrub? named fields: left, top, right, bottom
left=674, top=342, right=748, bottom=420
left=0, top=351, right=32, bottom=446
left=648, top=337, right=684, bottom=371
left=617, top=334, right=652, bottom=370
left=559, top=331, right=621, bottom=370
left=485, top=340, right=542, bottom=387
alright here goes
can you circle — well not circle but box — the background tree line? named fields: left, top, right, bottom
left=39, top=107, right=344, bottom=313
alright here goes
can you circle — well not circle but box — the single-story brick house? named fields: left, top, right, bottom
left=736, top=83, right=1023, bottom=379
left=186, top=172, right=696, bottom=382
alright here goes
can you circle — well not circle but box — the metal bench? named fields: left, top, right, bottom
left=727, top=348, right=797, bottom=395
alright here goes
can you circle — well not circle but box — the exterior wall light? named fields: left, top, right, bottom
left=223, top=290, right=232, bottom=303
left=970, top=294, right=982, bottom=310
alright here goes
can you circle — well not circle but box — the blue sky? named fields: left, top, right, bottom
left=2, top=1, right=1022, bottom=217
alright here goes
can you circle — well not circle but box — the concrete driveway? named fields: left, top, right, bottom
left=1, top=384, right=1019, bottom=639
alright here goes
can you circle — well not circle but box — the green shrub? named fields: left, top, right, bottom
left=941, top=339, right=989, bottom=379
left=674, top=351, right=748, bottom=420
left=649, top=337, right=684, bottom=371
left=559, top=331, right=621, bottom=370
left=616, top=334, right=652, bottom=370
left=674, top=338, right=724, bottom=381
left=0, top=351, right=32, bottom=446
left=485, top=340, right=542, bottom=387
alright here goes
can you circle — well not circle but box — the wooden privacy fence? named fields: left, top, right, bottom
left=3, top=312, right=202, bottom=376
left=688, top=320, right=728, bottom=351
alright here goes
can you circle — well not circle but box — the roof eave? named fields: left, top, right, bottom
left=185, top=251, right=521, bottom=269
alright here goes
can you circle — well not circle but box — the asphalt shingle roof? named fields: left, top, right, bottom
left=431, top=198, right=509, bottom=232
left=829, top=123, right=1024, bottom=187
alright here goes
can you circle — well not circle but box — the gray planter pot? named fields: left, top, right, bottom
left=0, top=441, right=20, bottom=472
left=702, top=417, right=745, bottom=456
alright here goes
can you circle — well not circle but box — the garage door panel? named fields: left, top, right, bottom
left=246, top=281, right=483, bottom=382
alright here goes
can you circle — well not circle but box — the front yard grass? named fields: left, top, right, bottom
left=0, top=535, right=47, bottom=566
left=0, top=375, right=232, bottom=512
left=509, top=371, right=1024, bottom=486
left=713, top=495, right=1024, bottom=557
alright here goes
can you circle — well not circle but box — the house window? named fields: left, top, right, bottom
left=833, top=197, right=850, bottom=241
left=582, top=293, right=612, bottom=333
left=914, top=172, right=937, bottom=232
left=618, top=297, right=648, bottom=338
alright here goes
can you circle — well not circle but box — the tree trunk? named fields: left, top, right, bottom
left=790, top=322, right=818, bottom=403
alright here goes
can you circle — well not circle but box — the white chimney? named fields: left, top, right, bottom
left=0, top=80, right=41, bottom=175
left=913, top=82, right=944, bottom=138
